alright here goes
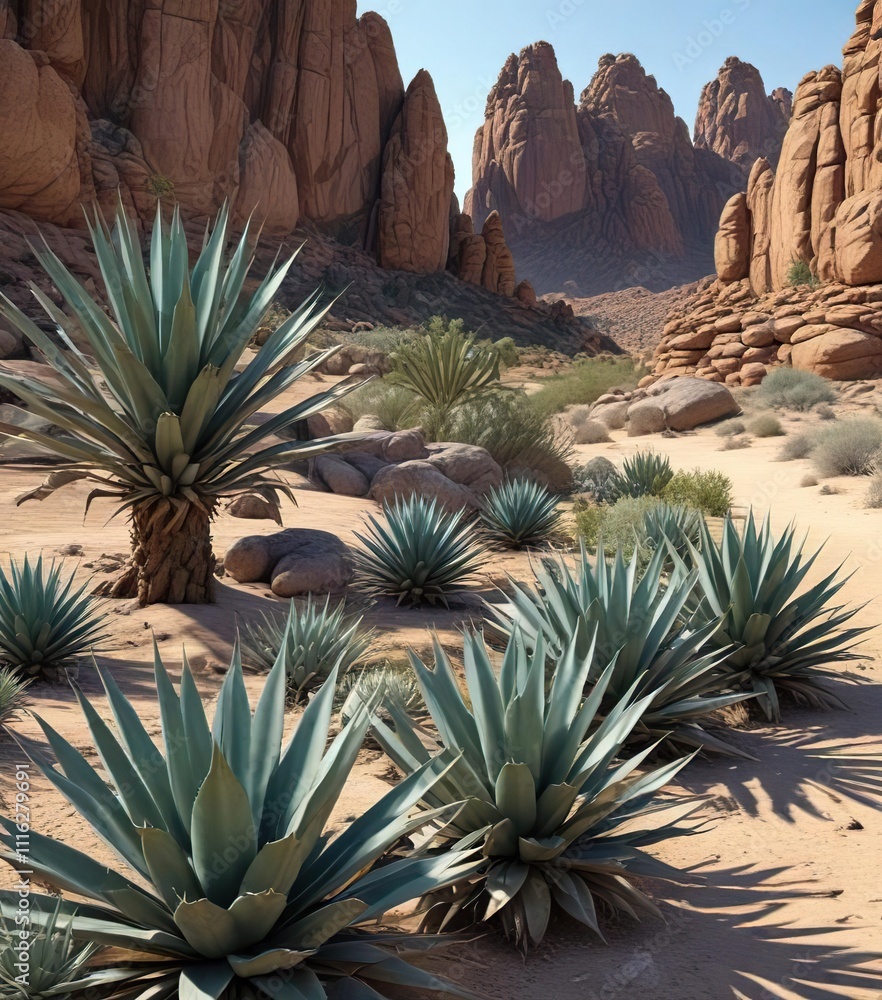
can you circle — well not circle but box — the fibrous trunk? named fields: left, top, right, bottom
left=97, top=499, right=216, bottom=606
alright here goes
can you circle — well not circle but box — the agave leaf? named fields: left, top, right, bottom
left=178, top=961, right=235, bottom=1000
left=140, top=827, right=204, bottom=911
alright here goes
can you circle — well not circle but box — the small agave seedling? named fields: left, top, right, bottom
left=685, top=512, right=871, bottom=721
left=240, top=595, right=374, bottom=702
left=0, top=898, right=101, bottom=999
left=0, top=555, right=109, bottom=681
left=355, top=495, right=486, bottom=607
left=371, top=627, right=702, bottom=950
left=479, top=479, right=563, bottom=549
left=0, top=642, right=484, bottom=999
left=488, top=542, right=751, bottom=756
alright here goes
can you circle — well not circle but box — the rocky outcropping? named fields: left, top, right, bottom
left=587, top=378, right=739, bottom=436
left=464, top=45, right=770, bottom=296
left=694, top=58, right=791, bottom=173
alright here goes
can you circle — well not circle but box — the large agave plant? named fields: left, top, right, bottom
left=0, top=646, right=483, bottom=999
left=0, top=899, right=100, bottom=998
left=355, top=495, right=486, bottom=607
left=0, top=201, right=358, bottom=606
left=370, top=628, right=701, bottom=950
left=608, top=452, right=673, bottom=501
left=240, top=595, right=374, bottom=702
left=488, top=542, right=751, bottom=756
left=0, top=555, right=109, bottom=681
left=479, top=479, right=563, bottom=549
left=685, top=513, right=870, bottom=721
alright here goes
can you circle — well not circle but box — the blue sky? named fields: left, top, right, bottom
left=357, top=0, right=858, bottom=200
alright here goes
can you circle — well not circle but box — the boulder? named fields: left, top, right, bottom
left=424, top=443, right=504, bottom=493
left=224, top=529, right=354, bottom=596
left=369, top=460, right=478, bottom=512
left=310, top=455, right=370, bottom=497
left=833, top=192, right=882, bottom=285
left=589, top=399, right=631, bottom=430
left=791, top=328, right=882, bottom=379
left=227, top=495, right=278, bottom=520
left=638, top=377, right=740, bottom=431
left=307, top=407, right=354, bottom=438
left=714, top=192, right=751, bottom=283
left=383, top=429, right=429, bottom=463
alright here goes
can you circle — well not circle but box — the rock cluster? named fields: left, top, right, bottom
left=588, top=378, right=739, bottom=436
left=713, top=2, right=882, bottom=295
left=651, top=278, right=882, bottom=384
left=308, top=430, right=503, bottom=510
left=464, top=45, right=785, bottom=295
left=223, top=529, right=354, bottom=598
left=694, top=57, right=791, bottom=173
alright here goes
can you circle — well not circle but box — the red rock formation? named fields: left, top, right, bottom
left=466, top=45, right=748, bottom=295
left=377, top=70, right=454, bottom=274
left=694, top=57, right=791, bottom=172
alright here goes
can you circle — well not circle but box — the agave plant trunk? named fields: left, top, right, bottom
left=98, top=499, right=217, bottom=605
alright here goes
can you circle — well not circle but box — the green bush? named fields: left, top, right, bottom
left=747, top=413, right=785, bottom=438
left=437, top=390, right=573, bottom=489
left=575, top=495, right=661, bottom=557
left=812, top=417, right=882, bottom=477
left=786, top=260, right=819, bottom=288
left=662, top=469, right=733, bottom=517
left=530, top=355, right=644, bottom=417
left=754, top=368, right=836, bottom=412
left=341, top=380, right=421, bottom=430
left=777, top=432, right=816, bottom=461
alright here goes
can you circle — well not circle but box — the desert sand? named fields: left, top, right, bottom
left=0, top=386, right=880, bottom=1000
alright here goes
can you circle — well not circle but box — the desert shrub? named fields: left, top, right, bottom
left=0, top=556, right=109, bottom=681
left=811, top=417, right=882, bottom=477
left=662, top=469, right=733, bottom=518
left=715, top=419, right=746, bottom=437
left=341, top=380, right=421, bottom=430
left=816, top=403, right=837, bottom=421
left=777, top=432, right=816, bottom=461
left=355, top=495, right=486, bottom=607
left=342, top=325, right=420, bottom=354
left=575, top=495, right=660, bottom=557
left=565, top=405, right=612, bottom=444
left=719, top=436, right=752, bottom=451
left=437, top=390, right=573, bottom=489
left=786, top=259, right=819, bottom=288
left=240, top=595, right=375, bottom=702
left=866, top=473, right=882, bottom=508
left=754, top=368, right=836, bottom=412
left=801, top=474, right=819, bottom=487
left=530, top=355, right=643, bottom=417
left=479, top=478, right=563, bottom=548
left=147, top=173, right=174, bottom=198
left=748, top=413, right=785, bottom=438
left=483, top=335, right=519, bottom=368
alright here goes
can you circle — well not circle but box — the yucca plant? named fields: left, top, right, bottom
left=0, top=201, right=359, bottom=606
left=0, top=645, right=484, bottom=999
left=608, top=452, right=673, bottom=501
left=0, top=668, right=29, bottom=730
left=685, top=513, right=870, bottom=721
left=240, top=595, right=374, bottom=702
left=0, top=899, right=101, bottom=998
left=387, top=322, right=501, bottom=425
left=479, top=479, right=563, bottom=549
left=371, top=628, right=701, bottom=950
left=355, top=496, right=486, bottom=607
left=0, top=555, right=109, bottom=681
left=488, top=543, right=751, bottom=756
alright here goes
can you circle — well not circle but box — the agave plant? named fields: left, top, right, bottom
left=685, top=513, right=870, bottom=721
left=0, top=555, right=109, bottom=680
left=479, top=479, right=563, bottom=549
left=387, top=322, right=500, bottom=423
left=0, top=645, right=484, bottom=999
left=337, top=661, right=427, bottom=727
left=240, top=595, right=374, bottom=702
left=0, top=668, right=29, bottom=730
left=0, top=899, right=100, bottom=998
left=355, top=495, right=486, bottom=607
left=0, top=201, right=359, bottom=606
left=371, top=628, right=701, bottom=949
left=641, top=503, right=704, bottom=564
left=488, top=542, right=751, bottom=756
left=608, top=452, right=673, bottom=501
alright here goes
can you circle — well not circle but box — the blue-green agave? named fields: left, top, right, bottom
left=0, top=555, right=109, bottom=681
left=479, top=479, right=563, bottom=549
left=370, top=627, right=702, bottom=950
left=685, top=513, right=871, bottom=721
left=0, top=644, right=483, bottom=999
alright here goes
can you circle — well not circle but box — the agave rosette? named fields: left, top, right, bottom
left=0, top=201, right=359, bottom=528
left=0, top=644, right=483, bottom=999
left=607, top=452, right=673, bottom=501
left=685, top=512, right=871, bottom=721
left=370, top=627, right=702, bottom=949
left=479, top=479, right=563, bottom=549
left=488, top=542, right=751, bottom=756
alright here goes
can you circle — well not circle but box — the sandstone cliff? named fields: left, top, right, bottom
left=464, top=46, right=785, bottom=296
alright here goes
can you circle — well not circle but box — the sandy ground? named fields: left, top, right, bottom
left=0, top=395, right=880, bottom=999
